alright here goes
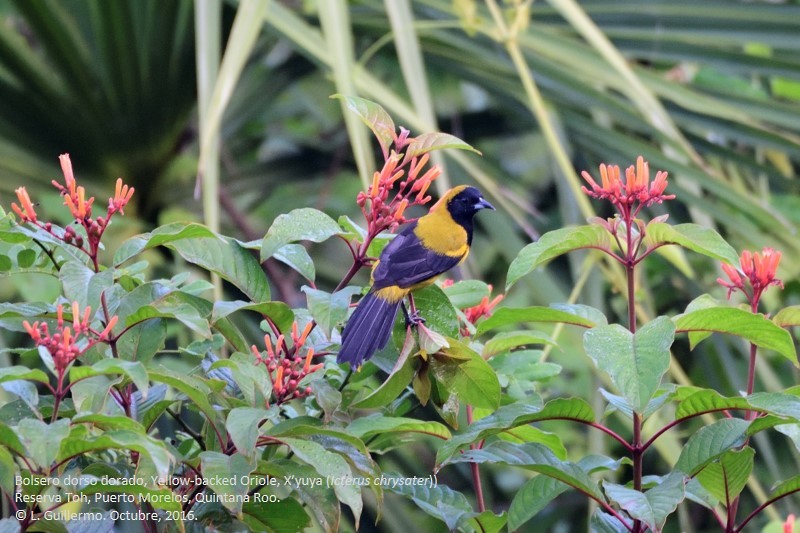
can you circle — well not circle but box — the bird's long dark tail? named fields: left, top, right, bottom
left=337, top=291, right=401, bottom=368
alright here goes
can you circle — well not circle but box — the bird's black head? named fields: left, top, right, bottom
left=446, top=186, right=495, bottom=226
left=445, top=186, right=494, bottom=242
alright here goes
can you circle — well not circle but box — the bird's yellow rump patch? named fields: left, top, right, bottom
left=374, top=286, right=409, bottom=303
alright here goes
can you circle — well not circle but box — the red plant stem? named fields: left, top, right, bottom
left=465, top=405, right=486, bottom=513
left=624, top=216, right=644, bottom=533
left=50, top=370, right=66, bottom=423
left=728, top=301, right=761, bottom=531
left=744, top=297, right=760, bottom=404
left=734, top=486, right=800, bottom=533
left=745, top=342, right=757, bottom=402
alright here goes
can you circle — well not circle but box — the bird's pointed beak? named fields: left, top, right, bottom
left=477, top=197, right=495, bottom=211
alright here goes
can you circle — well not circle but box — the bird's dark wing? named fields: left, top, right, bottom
left=372, top=222, right=463, bottom=289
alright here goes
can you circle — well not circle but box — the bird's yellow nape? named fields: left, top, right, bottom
left=429, top=185, right=469, bottom=212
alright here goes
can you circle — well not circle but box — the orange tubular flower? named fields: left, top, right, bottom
left=58, top=153, right=77, bottom=197
left=252, top=321, right=323, bottom=405
left=357, top=132, right=443, bottom=240
left=581, top=156, right=675, bottom=211
left=274, top=366, right=284, bottom=394
left=98, top=315, right=118, bottom=341
left=109, top=178, right=135, bottom=215
left=23, top=302, right=116, bottom=373
left=717, top=247, right=783, bottom=303
left=11, top=187, right=37, bottom=223
left=442, top=280, right=505, bottom=337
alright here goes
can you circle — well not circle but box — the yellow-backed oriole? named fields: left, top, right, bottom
left=337, top=185, right=494, bottom=367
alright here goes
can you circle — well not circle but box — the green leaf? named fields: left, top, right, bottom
left=71, top=413, right=146, bottom=433
left=498, top=425, right=567, bottom=460
left=684, top=477, right=717, bottom=509
left=696, top=447, right=754, bottom=505
left=476, top=305, right=600, bottom=337
left=111, top=282, right=171, bottom=362
left=482, top=330, right=555, bottom=358
left=17, top=248, right=35, bottom=268
left=603, top=472, right=685, bottom=532
left=506, top=225, right=613, bottom=289
left=404, top=131, right=480, bottom=159
left=313, top=380, right=342, bottom=422
left=0, top=366, right=49, bottom=384
left=413, top=284, right=460, bottom=338
left=675, top=418, right=750, bottom=476
left=59, top=261, right=115, bottom=312
left=125, top=291, right=212, bottom=338
left=772, top=305, right=800, bottom=328
left=769, top=473, right=800, bottom=500
left=674, top=389, right=752, bottom=419
left=271, top=425, right=379, bottom=505
left=437, top=397, right=593, bottom=463
left=491, top=351, right=561, bottom=400
left=338, top=215, right=367, bottom=242
left=168, top=235, right=270, bottom=302
left=226, top=408, right=272, bottom=459
left=113, top=222, right=218, bottom=266
left=748, top=392, right=800, bottom=419
left=59, top=430, right=173, bottom=479
left=70, top=359, right=150, bottom=400
left=260, top=459, right=339, bottom=532
left=380, top=471, right=476, bottom=531
left=331, top=94, right=396, bottom=156
left=260, top=208, right=343, bottom=262
left=1, top=380, right=39, bottom=414
left=303, top=286, right=361, bottom=337
left=643, top=222, right=739, bottom=265
left=444, top=441, right=605, bottom=501
left=508, top=475, right=568, bottom=530
left=280, top=437, right=362, bottom=527
left=773, top=423, right=800, bottom=454
left=590, top=510, right=632, bottom=533
left=242, top=496, right=310, bottom=533
left=347, top=415, right=451, bottom=453
left=148, top=368, right=225, bottom=443
left=0, top=446, right=18, bottom=496
left=441, top=279, right=491, bottom=309
left=115, top=319, right=165, bottom=363
left=681, top=294, right=721, bottom=348
left=78, top=482, right=182, bottom=512
left=674, top=307, right=797, bottom=366
left=350, top=349, right=417, bottom=409
left=274, top=243, right=316, bottom=281
left=430, top=339, right=500, bottom=410
left=472, top=511, right=508, bottom=533
left=17, top=418, right=70, bottom=469
left=200, top=451, right=256, bottom=515
left=600, top=388, right=671, bottom=421
left=211, top=300, right=294, bottom=334
left=584, top=317, right=675, bottom=413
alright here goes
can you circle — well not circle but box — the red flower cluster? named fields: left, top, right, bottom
left=251, top=321, right=322, bottom=405
left=581, top=156, right=675, bottom=216
left=717, top=247, right=783, bottom=304
left=23, top=302, right=117, bottom=373
left=357, top=137, right=441, bottom=238
left=11, top=154, right=135, bottom=271
left=442, top=280, right=504, bottom=337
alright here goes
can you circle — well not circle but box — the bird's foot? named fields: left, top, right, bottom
left=405, top=310, right=426, bottom=328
